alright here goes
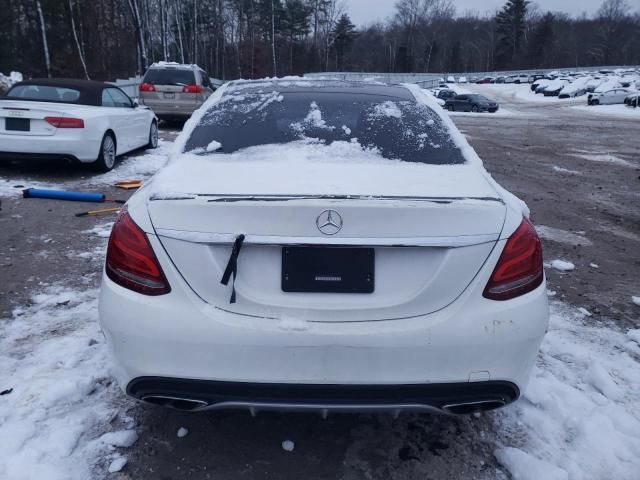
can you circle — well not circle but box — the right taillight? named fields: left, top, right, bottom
left=483, top=218, right=543, bottom=301
left=139, top=82, right=155, bottom=92
left=105, top=208, right=171, bottom=296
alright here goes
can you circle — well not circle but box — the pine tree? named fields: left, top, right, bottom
left=331, top=13, right=356, bottom=70
left=495, top=0, right=530, bottom=68
left=527, top=12, right=555, bottom=68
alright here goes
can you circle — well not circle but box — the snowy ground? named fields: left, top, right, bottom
left=1, top=105, right=639, bottom=478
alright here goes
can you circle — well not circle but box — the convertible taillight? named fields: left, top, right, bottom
left=483, top=219, right=543, bottom=301
left=182, top=84, right=203, bottom=94
left=139, top=82, right=155, bottom=92
left=45, top=116, right=84, bottom=128
left=106, top=208, right=171, bottom=296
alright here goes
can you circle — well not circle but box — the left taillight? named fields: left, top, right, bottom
left=45, top=116, right=84, bottom=128
left=182, top=84, right=203, bottom=94
left=105, top=208, right=171, bottom=296
left=483, top=218, right=544, bottom=301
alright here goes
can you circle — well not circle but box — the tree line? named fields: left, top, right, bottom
left=0, top=0, right=638, bottom=82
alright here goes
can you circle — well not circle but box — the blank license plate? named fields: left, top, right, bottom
left=5, top=118, right=30, bottom=131
left=282, top=247, right=374, bottom=294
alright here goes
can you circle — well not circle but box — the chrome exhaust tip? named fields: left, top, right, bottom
left=442, top=399, right=506, bottom=415
left=141, top=395, right=209, bottom=411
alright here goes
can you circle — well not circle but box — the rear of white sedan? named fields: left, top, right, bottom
left=0, top=78, right=157, bottom=171
left=99, top=80, right=549, bottom=415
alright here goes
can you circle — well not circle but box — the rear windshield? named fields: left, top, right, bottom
left=185, top=91, right=466, bottom=165
left=143, top=68, right=196, bottom=86
left=5, top=85, right=81, bottom=103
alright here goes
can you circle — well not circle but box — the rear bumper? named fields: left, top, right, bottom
left=139, top=99, right=199, bottom=117
left=99, top=235, right=549, bottom=413
left=127, top=377, right=519, bottom=414
left=0, top=151, right=80, bottom=162
left=0, top=133, right=99, bottom=162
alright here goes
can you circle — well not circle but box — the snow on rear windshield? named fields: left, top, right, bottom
left=185, top=91, right=466, bottom=165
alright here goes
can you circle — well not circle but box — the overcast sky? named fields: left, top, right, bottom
left=345, top=0, right=606, bottom=26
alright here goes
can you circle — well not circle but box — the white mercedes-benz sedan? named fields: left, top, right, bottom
left=99, top=79, right=549, bottom=415
left=0, top=78, right=158, bottom=171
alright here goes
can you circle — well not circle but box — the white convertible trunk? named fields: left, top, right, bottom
left=147, top=153, right=506, bottom=322
left=0, top=100, right=87, bottom=136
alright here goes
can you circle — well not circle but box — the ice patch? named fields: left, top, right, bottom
left=107, top=456, right=127, bottom=473
left=177, top=427, right=189, bottom=438
left=552, top=165, right=581, bottom=175
left=83, top=222, right=114, bottom=239
left=536, top=225, right=592, bottom=246
left=632, top=296, right=640, bottom=307
left=569, top=152, right=635, bottom=168
left=546, top=259, right=575, bottom=271
left=97, top=430, right=138, bottom=448
left=282, top=440, right=295, bottom=452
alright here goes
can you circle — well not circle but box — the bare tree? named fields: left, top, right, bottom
left=68, top=0, right=89, bottom=78
left=35, top=0, right=51, bottom=77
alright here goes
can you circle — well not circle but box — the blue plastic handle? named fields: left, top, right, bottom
left=23, top=188, right=106, bottom=203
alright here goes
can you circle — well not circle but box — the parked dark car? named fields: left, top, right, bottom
left=476, top=77, right=494, bottom=84
left=444, top=94, right=499, bottom=113
left=437, top=89, right=457, bottom=100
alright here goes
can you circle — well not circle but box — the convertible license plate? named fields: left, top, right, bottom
left=282, top=247, right=374, bottom=293
left=5, top=118, right=30, bottom=132
left=163, top=93, right=175, bottom=99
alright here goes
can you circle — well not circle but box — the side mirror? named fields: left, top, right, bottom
left=132, top=99, right=139, bottom=108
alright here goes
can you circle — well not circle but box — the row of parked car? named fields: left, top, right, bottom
left=529, top=71, right=639, bottom=106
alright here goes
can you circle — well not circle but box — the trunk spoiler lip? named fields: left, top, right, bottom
left=149, top=193, right=505, bottom=204
left=154, top=229, right=501, bottom=248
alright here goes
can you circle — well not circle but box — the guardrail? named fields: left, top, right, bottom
left=304, top=65, right=640, bottom=88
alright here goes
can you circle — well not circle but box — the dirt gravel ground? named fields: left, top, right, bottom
left=0, top=92, right=638, bottom=479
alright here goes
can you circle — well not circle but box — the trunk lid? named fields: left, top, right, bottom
left=0, top=100, right=85, bottom=136
left=147, top=157, right=506, bottom=322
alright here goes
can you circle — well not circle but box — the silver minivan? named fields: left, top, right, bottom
left=138, top=63, right=215, bottom=120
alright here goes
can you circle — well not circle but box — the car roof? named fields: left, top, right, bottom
left=224, top=79, right=415, bottom=100
left=6, top=78, right=123, bottom=106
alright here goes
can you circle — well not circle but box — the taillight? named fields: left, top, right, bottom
left=182, top=84, right=203, bottom=94
left=105, top=208, right=171, bottom=296
left=483, top=219, right=543, bottom=301
left=45, top=116, right=84, bottom=128
left=139, top=82, right=155, bottom=92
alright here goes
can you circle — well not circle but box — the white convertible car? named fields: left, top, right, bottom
left=0, top=78, right=157, bottom=171
left=99, top=79, right=549, bottom=415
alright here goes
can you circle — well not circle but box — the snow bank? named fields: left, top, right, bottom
left=495, top=301, right=640, bottom=480
left=0, top=285, right=134, bottom=479
left=571, top=104, right=640, bottom=119
left=87, top=138, right=172, bottom=186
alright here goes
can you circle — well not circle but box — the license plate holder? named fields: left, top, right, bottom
left=282, top=247, right=374, bottom=294
left=5, top=118, right=30, bottom=132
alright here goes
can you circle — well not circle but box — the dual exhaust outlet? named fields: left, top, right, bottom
left=140, top=394, right=507, bottom=415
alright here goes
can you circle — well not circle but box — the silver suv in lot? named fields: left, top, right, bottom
left=138, top=62, right=215, bottom=121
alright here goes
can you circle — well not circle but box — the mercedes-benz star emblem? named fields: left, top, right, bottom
left=316, top=210, right=343, bottom=235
